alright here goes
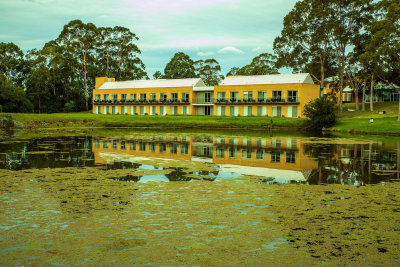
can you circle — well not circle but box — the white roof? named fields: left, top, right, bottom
left=220, top=73, right=315, bottom=86
left=99, top=78, right=206, bottom=89
left=220, top=164, right=310, bottom=181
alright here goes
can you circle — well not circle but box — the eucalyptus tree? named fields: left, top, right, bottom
left=153, top=71, right=163, bottom=79
left=239, top=53, right=279, bottom=75
left=273, top=0, right=332, bottom=88
left=321, top=0, right=374, bottom=112
left=0, top=42, right=27, bottom=87
left=56, top=20, right=97, bottom=110
left=226, top=67, right=240, bottom=76
left=164, top=52, right=197, bottom=79
left=194, top=59, right=224, bottom=86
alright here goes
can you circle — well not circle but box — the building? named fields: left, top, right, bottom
left=92, top=73, right=320, bottom=118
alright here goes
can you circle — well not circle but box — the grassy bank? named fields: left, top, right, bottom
left=2, top=112, right=306, bottom=130
left=331, top=102, right=400, bottom=135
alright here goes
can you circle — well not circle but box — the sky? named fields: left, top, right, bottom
left=0, top=0, right=298, bottom=77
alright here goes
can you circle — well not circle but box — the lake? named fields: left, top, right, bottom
left=0, top=129, right=399, bottom=265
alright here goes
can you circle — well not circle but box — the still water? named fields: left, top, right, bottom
left=1, top=130, right=399, bottom=185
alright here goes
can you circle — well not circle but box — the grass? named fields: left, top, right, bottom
left=331, top=102, right=400, bottom=135
left=2, top=112, right=307, bottom=130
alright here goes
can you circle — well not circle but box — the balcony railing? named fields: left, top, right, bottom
left=194, top=97, right=214, bottom=104
left=214, top=97, right=299, bottom=104
left=93, top=99, right=190, bottom=105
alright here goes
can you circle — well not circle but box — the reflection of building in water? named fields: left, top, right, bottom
left=92, top=135, right=318, bottom=182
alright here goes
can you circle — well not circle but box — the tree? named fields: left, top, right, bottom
left=239, top=53, right=279, bottom=75
left=273, top=0, right=332, bottom=87
left=226, top=67, right=240, bottom=76
left=363, top=0, right=400, bottom=120
left=0, top=42, right=27, bottom=87
left=194, top=58, right=224, bottom=86
left=164, top=52, right=197, bottom=79
left=153, top=71, right=163, bottom=79
left=0, top=73, right=33, bottom=113
left=303, top=96, right=338, bottom=130
left=321, top=0, right=373, bottom=112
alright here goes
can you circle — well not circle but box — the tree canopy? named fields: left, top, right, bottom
left=164, top=52, right=197, bottom=79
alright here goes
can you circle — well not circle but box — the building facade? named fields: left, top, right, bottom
left=92, top=73, right=320, bottom=118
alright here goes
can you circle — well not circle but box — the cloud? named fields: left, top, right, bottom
left=252, top=47, right=262, bottom=52
left=218, top=46, right=245, bottom=54
left=197, top=51, right=214, bottom=57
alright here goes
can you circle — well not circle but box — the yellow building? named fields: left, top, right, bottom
left=214, top=73, right=320, bottom=117
left=92, top=73, right=320, bottom=118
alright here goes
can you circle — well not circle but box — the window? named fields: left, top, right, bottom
left=229, top=148, right=238, bottom=158
left=94, top=139, right=100, bottom=148
left=243, top=91, right=253, bottom=101
left=257, top=106, right=266, bottom=116
left=170, top=106, right=178, bottom=115
left=171, top=93, right=178, bottom=102
left=170, top=144, right=178, bottom=154
left=130, top=106, right=136, bottom=115
left=103, top=140, right=109, bottom=148
left=257, top=91, right=267, bottom=101
left=216, top=148, right=225, bottom=158
left=129, top=141, right=136, bottom=150
left=217, top=92, right=226, bottom=101
left=229, top=106, right=238, bottom=116
left=242, top=149, right=252, bottom=159
left=149, top=93, right=156, bottom=101
left=287, top=91, right=298, bottom=102
left=160, top=106, right=167, bottom=115
left=217, top=106, right=225, bottom=116
left=286, top=138, right=297, bottom=149
left=130, top=94, right=136, bottom=101
left=286, top=151, right=296, bottom=164
left=139, top=142, right=146, bottom=151
left=112, top=106, right=117, bottom=114
left=159, top=143, right=166, bottom=152
left=103, top=94, right=109, bottom=101
left=112, top=140, right=118, bottom=149
left=160, top=93, right=167, bottom=102
left=112, top=94, right=118, bottom=102
left=95, top=106, right=101, bottom=114
left=121, top=94, right=127, bottom=101
left=271, top=151, right=281, bottom=163
left=271, top=138, right=281, bottom=148
left=140, top=93, right=146, bottom=101
left=272, top=106, right=282, bottom=117
left=95, top=94, right=101, bottom=101
left=150, top=106, right=156, bottom=115
left=121, top=106, right=127, bottom=115
left=120, top=141, right=126, bottom=150
left=149, top=143, right=155, bottom=152
left=181, top=106, right=188, bottom=115
left=103, top=106, right=109, bottom=114
left=272, top=91, right=282, bottom=102
left=139, top=106, right=146, bottom=115
left=181, top=93, right=189, bottom=103
left=287, top=106, right=298, bottom=118
left=181, top=144, right=188, bottom=155
left=243, top=106, right=252, bottom=116
left=230, top=92, right=238, bottom=102
left=256, top=149, right=266, bottom=159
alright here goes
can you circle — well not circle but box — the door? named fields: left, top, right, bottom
left=205, top=106, right=211, bottom=116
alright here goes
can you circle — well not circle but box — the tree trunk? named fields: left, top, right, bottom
left=362, top=80, right=366, bottom=111
left=320, top=54, right=325, bottom=90
left=398, top=94, right=400, bottom=121
left=370, top=74, right=374, bottom=112
left=354, top=82, right=359, bottom=110
left=38, top=96, right=41, bottom=114
left=83, top=52, right=88, bottom=111
left=106, top=49, right=109, bottom=77
left=338, top=50, right=345, bottom=113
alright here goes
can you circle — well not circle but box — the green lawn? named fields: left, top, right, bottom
left=332, top=102, right=400, bottom=135
left=3, top=112, right=307, bottom=130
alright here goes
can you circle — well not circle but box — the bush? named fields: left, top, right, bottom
left=64, top=101, right=77, bottom=112
left=303, top=96, right=338, bottom=130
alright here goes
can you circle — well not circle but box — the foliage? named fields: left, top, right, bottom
left=164, top=52, right=197, bottom=79
left=0, top=73, right=33, bottom=113
left=303, top=96, right=338, bottom=130
left=153, top=71, right=163, bottom=79
left=228, top=53, right=279, bottom=76
left=194, top=59, right=224, bottom=86
left=64, top=101, right=77, bottom=112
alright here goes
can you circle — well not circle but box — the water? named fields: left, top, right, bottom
left=0, top=130, right=399, bottom=185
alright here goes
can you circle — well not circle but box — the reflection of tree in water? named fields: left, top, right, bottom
left=165, top=167, right=191, bottom=181
left=104, top=161, right=141, bottom=170
left=303, top=142, right=399, bottom=185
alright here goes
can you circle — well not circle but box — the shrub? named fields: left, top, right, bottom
left=303, top=96, right=338, bottom=130
left=64, top=101, right=77, bottom=112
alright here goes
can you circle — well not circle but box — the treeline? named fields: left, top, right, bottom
left=0, top=0, right=399, bottom=114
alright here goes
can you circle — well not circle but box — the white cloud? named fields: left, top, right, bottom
left=197, top=51, right=214, bottom=57
left=252, top=47, right=262, bottom=52
left=218, top=46, right=245, bottom=54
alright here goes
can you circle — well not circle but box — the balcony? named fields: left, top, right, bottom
left=193, top=97, right=214, bottom=105
left=93, top=99, right=190, bottom=105
left=213, top=97, right=300, bottom=105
